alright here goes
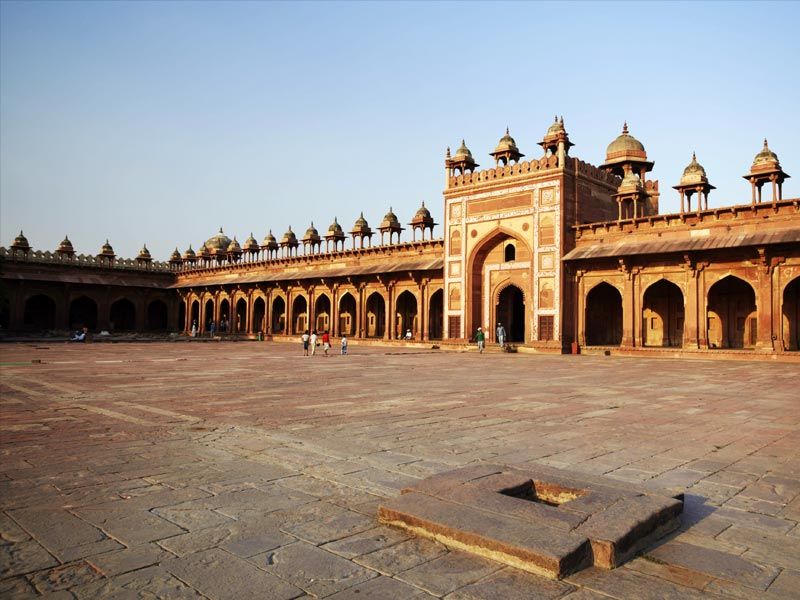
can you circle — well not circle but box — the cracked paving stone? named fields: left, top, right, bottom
left=71, top=565, right=204, bottom=599
left=320, top=526, right=410, bottom=559
left=325, top=575, right=436, bottom=599
left=444, top=567, right=576, bottom=599
left=395, top=551, right=501, bottom=597
left=0, top=539, right=59, bottom=578
left=354, top=537, right=448, bottom=576
left=27, top=560, right=104, bottom=593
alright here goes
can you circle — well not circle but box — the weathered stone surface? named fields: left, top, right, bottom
left=0, top=539, right=58, bottom=577
left=256, top=542, right=377, bottom=597
left=71, top=565, right=204, bottom=599
left=444, top=566, right=575, bottom=599
left=87, top=543, right=173, bottom=576
left=325, top=575, right=435, bottom=598
left=164, top=548, right=303, bottom=600
left=567, top=566, right=713, bottom=599
left=396, top=551, right=501, bottom=596
left=28, top=560, right=103, bottom=593
left=7, top=507, right=116, bottom=561
left=320, top=526, right=410, bottom=559
left=354, top=538, right=448, bottom=575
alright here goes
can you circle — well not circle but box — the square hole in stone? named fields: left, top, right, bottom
left=500, top=479, right=586, bottom=506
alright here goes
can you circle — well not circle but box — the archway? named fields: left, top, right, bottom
left=292, top=295, right=308, bottom=334
left=642, top=280, right=684, bottom=347
left=504, top=243, right=516, bottom=262
left=428, top=289, right=443, bottom=340
left=203, top=299, right=214, bottom=332
left=395, top=291, right=418, bottom=339
left=147, top=300, right=168, bottom=331
left=586, top=282, right=622, bottom=346
left=253, top=297, right=266, bottom=335
left=235, top=298, right=247, bottom=333
left=190, top=300, right=200, bottom=332
left=315, top=295, right=331, bottom=334
left=366, top=292, right=385, bottom=338
left=219, top=298, right=231, bottom=333
left=339, top=293, right=356, bottom=336
left=23, top=294, right=56, bottom=330
left=707, top=276, right=756, bottom=349
left=110, top=298, right=136, bottom=331
left=496, top=285, right=525, bottom=343
left=272, top=296, right=286, bottom=333
left=69, top=296, right=98, bottom=330
left=783, top=277, right=800, bottom=351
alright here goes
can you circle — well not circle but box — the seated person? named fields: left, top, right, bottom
left=69, top=327, right=88, bottom=342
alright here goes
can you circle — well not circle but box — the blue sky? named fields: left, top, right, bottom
left=2, top=1, right=798, bottom=260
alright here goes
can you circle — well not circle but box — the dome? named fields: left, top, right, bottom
left=414, top=202, right=432, bottom=220
left=205, top=228, right=232, bottom=253
left=546, top=116, right=565, bottom=136
left=303, top=222, right=320, bottom=240
left=170, top=248, right=182, bottom=261
left=281, top=226, right=298, bottom=244
left=454, top=139, right=473, bottom=159
left=99, top=239, right=115, bottom=256
left=617, top=171, right=643, bottom=194
left=243, top=233, right=259, bottom=251
left=182, top=244, right=196, bottom=259
left=752, top=138, right=780, bottom=168
left=327, top=217, right=344, bottom=236
left=680, top=152, right=709, bottom=185
left=137, top=244, right=152, bottom=260
left=197, top=243, right=211, bottom=258
left=227, top=237, right=242, bottom=253
left=57, top=236, right=75, bottom=254
left=262, top=230, right=278, bottom=246
left=11, top=230, right=30, bottom=250
left=379, top=207, right=401, bottom=230
left=493, top=128, right=520, bottom=154
left=606, top=122, right=647, bottom=159
left=351, top=212, right=371, bottom=234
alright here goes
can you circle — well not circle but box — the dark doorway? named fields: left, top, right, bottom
left=339, top=293, right=356, bottom=336
left=235, top=298, right=247, bottom=333
left=190, top=300, right=200, bottom=331
left=203, top=299, right=214, bottom=332
left=147, top=300, right=169, bottom=331
left=428, top=289, right=443, bottom=340
left=496, top=285, right=525, bottom=343
left=315, top=295, right=331, bottom=333
left=707, top=276, right=756, bottom=349
left=395, top=291, right=418, bottom=339
left=784, top=277, right=800, bottom=351
left=272, top=296, right=286, bottom=333
left=110, top=298, right=136, bottom=331
left=253, top=297, right=266, bottom=335
left=586, top=282, right=622, bottom=346
left=219, top=299, right=231, bottom=332
left=642, top=280, right=684, bottom=347
left=366, top=292, right=386, bottom=338
left=24, top=294, right=56, bottom=330
left=69, top=296, right=98, bottom=330
left=292, top=296, right=308, bottom=334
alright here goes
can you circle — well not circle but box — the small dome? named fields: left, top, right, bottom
left=680, top=152, right=709, bottom=185
left=262, top=230, right=277, bottom=246
left=304, top=222, right=320, bottom=238
left=379, top=207, right=401, bottom=229
left=281, top=226, right=298, bottom=244
left=414, top=202, right=432, bottom=220
left=182, top=244, right=196, bottom=259
left=243, top=233, right=259, bottom=251
left=227, top=237, right=242, bottom=253
left=137, top=244, right=152, bottom=260
left=100, top=239, right=115, bottom=256
left=546, top=115, right=565, bottom=136
left=606, top=122, right=647, bottom=159
left=617, top=171, right=643, bottom=194
left=197, top=243, right=211, bottom=258
left=752, top=138, right=780, bottom=168
left=327, top=217, right=344, bottom=236
left=11, top=230, right=30, bottom=250
left=454, top=139, right=473, bottom=159
left=351, top=212, right=371, bottom=234
left=493, top=128, right=520, bottom=154
left=57, top=235, right=75, bottom=254
left=205, top=227, right=232, bottom=253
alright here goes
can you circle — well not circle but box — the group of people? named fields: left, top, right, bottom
left=301, top=330, right=345, bottom=357
left=189, top=318, right=233, bottom=338
left=474, top=322, right=506, bottom=354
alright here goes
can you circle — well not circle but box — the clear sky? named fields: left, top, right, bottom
left=2, top=1, right=798, bottom=260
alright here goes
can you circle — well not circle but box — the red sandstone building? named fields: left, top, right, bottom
left=2, top=120, right=798, bottom=355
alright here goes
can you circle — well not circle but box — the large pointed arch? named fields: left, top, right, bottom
left=642, top=279, right=684, bottom=347
left=707, top=275, right=756, bottom=349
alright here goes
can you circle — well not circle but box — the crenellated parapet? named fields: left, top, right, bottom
left=448, top=154, right=561, bottom=189
left=0, top=247, right=173, bottom=271
left=573, top=158, right=621, bottom=187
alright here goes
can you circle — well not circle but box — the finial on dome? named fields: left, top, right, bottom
left=692, top=151, right=697, bottom=161
left=764, top=138, right=769, bottom=148
left=559, top=116, right=564, bottom=124
left=622, top=121, right=629, bottom=134
left=446, top=147, right=451, bottom=158
left=505, top=127, right=509, bottom=135
left=421, top=201, right=425, bottom=208
left=554, top=115, right=558, bottom=122
left=219, top=227, right=223, bottom=233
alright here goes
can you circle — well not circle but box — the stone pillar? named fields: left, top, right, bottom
left=697, top=269, right=709, bottom=349
left=755, top=253, right=775, bottom=350
left=286, top=287, right=293, bottom=335
left=420, top=279, right=429, bottom=341
left=384, top=284, right=393, bottom=341
left=358, top=283, right=366, bottom=338
left=621, top=270, right=636, bottom=348
left=331, top=284, right=339, bottom=338
left=265, top=288, right=272, bottom=335
left=684, top=269, right=699, bottom=349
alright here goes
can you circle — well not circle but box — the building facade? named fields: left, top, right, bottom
left=2, top=119, right=799, bottom=354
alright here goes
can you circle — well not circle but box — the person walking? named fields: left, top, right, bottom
left=475, top=327, right=485, bottom=353
left=341, top=335, right=348, bottom=355
left=209, top=321, right=216, bottom=338
left=310, top=330, right=318, bottom=356
left=302, top=330, right=310, bottom=356
left=322, top=331, right=331, bottom=357
left=496, top=322, right=506, bottom=350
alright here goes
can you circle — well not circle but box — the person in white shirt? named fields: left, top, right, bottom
left=310, top=330, right=318, bottom=355
left=301, top=331, right=310, bottom=356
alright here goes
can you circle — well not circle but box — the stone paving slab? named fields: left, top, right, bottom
left=1, top=342, right=798, bottom=598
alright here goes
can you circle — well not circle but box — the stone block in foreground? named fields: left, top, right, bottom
left=378, top=464, right=683, bottom=579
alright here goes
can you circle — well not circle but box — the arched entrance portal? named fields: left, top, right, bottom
left=707, top=276, right=756, bottom=349
left=70, top=296, right=98, bottom=330
left=190, top=300, right=200, bottom=332
left=339, top=293, right=356, bottom=336
left=219, top=299, right=231, bottom=332
left=203, top=299, right=214, bottom=332
left=783, top=277, right=800, bottom=351
left=272, top=296, right=286, bottom=333
left=252, top=297, right=266, bottom=335
left=235, top=298, right=247, bottom=333
left=642, top=280, right=684, bottom=347
left=586, top=282, right=622, bottom=346
left=428, top=289, right=443, bottom=340
left=24, top=294, right=56, bottom=330
left=110, top=298, right=136, bottom=331
left=395, top=291, right=417, bottom=339
left=366, top=292, right=385, bottom=338
left=315, top=295, right=331, bottom=333
left=292, top=296, right=308, bottom=334
left=147, top=300, right=169, bottom=331
left=496, top=285, right=525, bottom=343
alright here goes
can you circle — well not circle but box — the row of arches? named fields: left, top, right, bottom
left=22, top=295, right=171, bottom=332
left=186, top=289, right=445, bottom=340
left=585, top=275, right=800, bottom=349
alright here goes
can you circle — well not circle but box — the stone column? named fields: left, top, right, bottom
left=331, top=284, right=339, bottom=337
left=265, top=288, right=272, bottom=335
left=420, top=279, right=429, bottom=341
left=755, top=252, right=775, bottom=350
left=286, top=287, right=293, bottom=335
left=384, top=284, right=393, bottom=341
left=621, top=270, right=636, bottom=348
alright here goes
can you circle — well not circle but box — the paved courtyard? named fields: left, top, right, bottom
left=1, top=341, right=798, bottom=599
